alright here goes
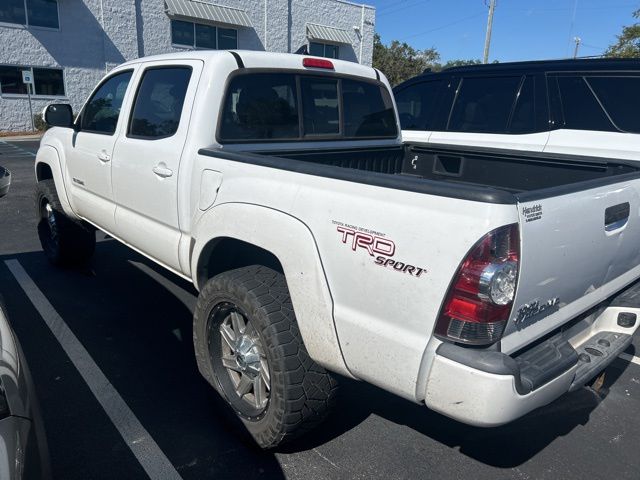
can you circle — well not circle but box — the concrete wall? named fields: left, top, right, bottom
left=0, top=0, right=375, bottom=132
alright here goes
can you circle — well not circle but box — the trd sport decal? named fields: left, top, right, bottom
left=332, top=221, right=427, bottom=278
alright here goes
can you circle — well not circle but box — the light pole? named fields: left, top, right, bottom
left=573, top=36, right=581, bottom=58
left=483, top=0, right=496, bottom=64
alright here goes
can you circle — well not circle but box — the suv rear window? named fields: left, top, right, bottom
left=555, top=76, right=616, bottom=132
left=219, top=72, right=397, bottom=142
left=586, top=76, right=640, bottom=133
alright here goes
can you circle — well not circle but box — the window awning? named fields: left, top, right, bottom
left=164, top=0, right=252, bottom=28
left=306, top=23, right=352, bottom=45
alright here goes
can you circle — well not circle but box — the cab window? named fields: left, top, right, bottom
left=127, top=67, right=192, bottom=139
left=81, top=70, right=133, bottom=135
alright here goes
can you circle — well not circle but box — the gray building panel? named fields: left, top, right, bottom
left=0, top=0, right=375, bottom=132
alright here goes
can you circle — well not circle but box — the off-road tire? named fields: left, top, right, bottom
left=193, top=265, right=338, bottom=449
left=35, top=179, right=95, bottom=266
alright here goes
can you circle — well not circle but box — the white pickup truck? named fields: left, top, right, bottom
left=34, top=50, right=640, bottom=448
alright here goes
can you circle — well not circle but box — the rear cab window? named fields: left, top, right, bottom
left=218, top=71, right=397, bottom=143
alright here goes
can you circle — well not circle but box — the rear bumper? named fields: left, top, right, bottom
left=424, top=287, right=640, bottom=427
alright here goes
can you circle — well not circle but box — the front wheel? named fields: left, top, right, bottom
left=193, top=265, right=338, bottom=448
left=35, top=179, right=95, bottom=266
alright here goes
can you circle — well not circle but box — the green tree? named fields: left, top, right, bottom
left=372, top=33, right=440, bottom=86
left=605, top=9, right=640, bottom=58
left=441, top=59, right=483, bottom=69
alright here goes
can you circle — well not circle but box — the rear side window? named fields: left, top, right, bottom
left=128, top=67, right=192, bottom=139
left=81, top=70, right=133, bottom=134
left=395, top=80, right=443, bottom=130
left=586, top=76, right=640, bottom=133
left=448, top=76, right=522, bottom=133
left=219, top=72, right=397, bottom=142
left=555, top=76, right=615, bottom=132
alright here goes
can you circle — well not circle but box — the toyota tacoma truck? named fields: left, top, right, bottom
left=34, top=50, right=640, bottom=448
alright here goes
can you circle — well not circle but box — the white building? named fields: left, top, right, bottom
left=0, top=0, right=375, bottom=132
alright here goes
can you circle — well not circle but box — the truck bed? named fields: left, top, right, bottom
left=256, top=143, right=639, bottom=195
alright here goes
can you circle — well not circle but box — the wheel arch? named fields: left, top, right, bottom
left=34, top=145, right=76, bottom=219
left=191, top=203, right=351, bottom=377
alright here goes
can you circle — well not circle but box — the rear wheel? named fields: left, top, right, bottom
left=35, top=179, right=95, bottom=266
left=193, top=265, right=338, bottom=448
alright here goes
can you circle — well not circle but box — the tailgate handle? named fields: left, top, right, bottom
left=605, top=202, right=630, bottom=231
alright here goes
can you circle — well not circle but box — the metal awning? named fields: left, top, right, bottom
left=306, top=23, right=352, bottom=45
left=164, top=0, right=252, bottom=28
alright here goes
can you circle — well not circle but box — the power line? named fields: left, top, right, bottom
left=398, top=12, right=486, bottom=41
left=376, top=0, right=411, bottom=13
left=377, top=0, right=430, bottom=18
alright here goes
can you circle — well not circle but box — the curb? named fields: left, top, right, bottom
left=0, top=134, right=42, bottom=141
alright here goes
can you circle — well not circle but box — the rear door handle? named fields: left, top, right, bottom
left=152, top=164, right=173, bottom=178
left=97, top=151, right=111, bottom=162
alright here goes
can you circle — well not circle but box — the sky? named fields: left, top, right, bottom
left=368, top=0, right=640, bottom=63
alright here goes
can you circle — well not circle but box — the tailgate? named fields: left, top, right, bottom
left=502, top=178, right=640, bottom=353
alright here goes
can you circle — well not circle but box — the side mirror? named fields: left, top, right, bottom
left=0, top=167, right=11, bottom=198
left=43, top=104, right=74, bottom=129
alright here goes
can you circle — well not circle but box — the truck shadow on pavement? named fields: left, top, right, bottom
left=287, top=369, right=626, bottom=468
left=2, top=239, right=633, bottom=476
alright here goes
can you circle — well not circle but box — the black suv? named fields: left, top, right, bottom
left=393, top=58, right=640, bottom=159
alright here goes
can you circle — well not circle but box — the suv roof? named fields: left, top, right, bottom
left=409, top=57, right=640, bottom=81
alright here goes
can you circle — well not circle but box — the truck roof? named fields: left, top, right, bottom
left=119, top=50, right=380, bottom=81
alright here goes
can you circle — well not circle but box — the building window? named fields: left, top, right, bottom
left=309, top=42, right=339, bottom=59
left=170, top=19, right=237, bottom=50
left=0, top=0, right=59, bottom=29
left=0, top=65, right=65, bottom=97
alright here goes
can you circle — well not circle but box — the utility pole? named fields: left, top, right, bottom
left=573, top=36, right=581, bottom=58
left=483, top=0, right=496, bottom=64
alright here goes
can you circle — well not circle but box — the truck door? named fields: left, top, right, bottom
left=111, top=60, right=202, bottom=272
left=66, top=70, right=135, bottom=232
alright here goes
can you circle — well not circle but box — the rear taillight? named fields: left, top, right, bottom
left=435, top=224, right=519, bottom=346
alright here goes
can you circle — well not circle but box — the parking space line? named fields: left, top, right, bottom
left=619, top=352, right=640, bottom=366
left=0, top=141, right=37, bottom=156
left=5, top=259, right=183, bottom=480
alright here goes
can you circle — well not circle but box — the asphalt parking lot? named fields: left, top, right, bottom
left=1, top=139, right=640, bottom=480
